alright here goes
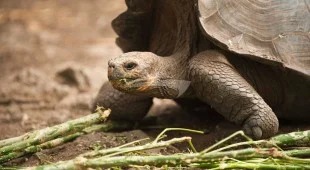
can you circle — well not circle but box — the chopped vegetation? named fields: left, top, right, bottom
left=1, top=108, right=310, bottom=169
left=0, top=108, right=131, bottom=164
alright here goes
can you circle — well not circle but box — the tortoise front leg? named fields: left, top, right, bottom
left=189, top=51, right=279, bottom=139
left=92, top=82, right=153, bottom=121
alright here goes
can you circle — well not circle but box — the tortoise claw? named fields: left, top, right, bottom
left=243, top=124, right=263, bottom=140
left=243, top=109, right=278, bottom=139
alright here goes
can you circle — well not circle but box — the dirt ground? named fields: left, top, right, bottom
left=0, top=0, right=309, bottom=168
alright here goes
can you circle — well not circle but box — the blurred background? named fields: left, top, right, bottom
left=0, top=0, right=126, bottom=138
left=0, top=2, right=191, bottom=166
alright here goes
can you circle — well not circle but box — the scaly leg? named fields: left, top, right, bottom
left=189, top=51, right=279, bottom=139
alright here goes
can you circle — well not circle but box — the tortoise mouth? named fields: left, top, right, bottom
left=109, top=77, right=150, bottom=90
left=112, top=77, right=143, bottom=84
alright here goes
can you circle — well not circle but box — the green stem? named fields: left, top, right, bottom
left=15, top=129, right=310, bottom=170
left=208, top=140, right=280, bottom=154
left=153, top=128, right=204, bottom=143
left=201, top=131, right=251, bottom=153
left=24, top=147, right=310, bottom=170
left=102, top=137, right=191, bottom=158
left=80, top=138, right=150, bottom=158
left=23, top=154, right=197, bottom=170
left=0, top=122, right=131, bottom=163
left=0, top=110, right=110, bottom=156
left=4, top=128, right=310, bottom=169
left=270, top=130, right=310, bottom=147
left=194, top=161, right=310, bottom=170
left=218, top=162, right=310, bottom=170
left=0, top=135, right=28, bottom=148
left=285, top=148, right=310, bottom=158
left=21, top=137, right=193, bottom=170
left=0, top=132, right=81, bottom=163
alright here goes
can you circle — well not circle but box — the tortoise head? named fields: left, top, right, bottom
left=108, top=52, right=190, bottom=98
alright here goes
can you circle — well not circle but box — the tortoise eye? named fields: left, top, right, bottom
left=124, top=62, right=137, bottom=70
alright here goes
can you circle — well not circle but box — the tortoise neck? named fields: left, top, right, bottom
left=172, top=0, right=197, bottom=60
left=152, top=56, right=191, bottom=98
left=155, top=0, right=197, bottom=83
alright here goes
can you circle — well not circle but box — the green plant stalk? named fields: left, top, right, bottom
left=22, top=153, right=197, bottom=170
left=0, top=166, right=19, bottom=170
left=203, top=130, right=310, bottom=155
left=0, top=132, right=82, bottom=163
left=23, top=148, right=310, bottom=170
left=214, top=162, right=310, bottom=170
left=80, top=128, right=203, bottom=158
left=284, top=148, right=310, bottom=158
left=193, top=161, right=310, bottom=169
left=72, top=148, right=310, bottom=168
left=100, top=136, right=192, bottom=158
left=201, top=131, right=252, bottom=153
left=0, top=135, right=28, bottom=148
left=20, top=143, right=310, bottom=169
left=200, top=148, right=310, bottom=164
left=270, top=130, right=310, bottom=147
left=0, top=110, right=110, bottom=155
left=3, top=126, right=310, bottom=169
left=153, top=128, right=204, bottom=143
left=80, top=138, right=150, bottom=157
left=82, top=121, right=132, bottom=134
left=21, top=137, right=193, bottom=170
left=0, top=122, right=131, bottom=163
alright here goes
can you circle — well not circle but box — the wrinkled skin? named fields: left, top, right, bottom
left=94, top=0, right=310, bottom=139
left=107, top=49, right=310, bottom=139
left=108, top=52, right=160, bottom=96
left=108, top=52, right=190, bottom=98
left=107, top=50, right=279, bottom=139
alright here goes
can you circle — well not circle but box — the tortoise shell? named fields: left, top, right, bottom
left=198, top=0, right=310, bottom=76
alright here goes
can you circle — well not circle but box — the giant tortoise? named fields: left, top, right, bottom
left=94, top=0, right=310, bottom=139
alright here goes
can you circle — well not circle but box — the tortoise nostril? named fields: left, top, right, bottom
left=124, top=62, right=137, bottom=70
